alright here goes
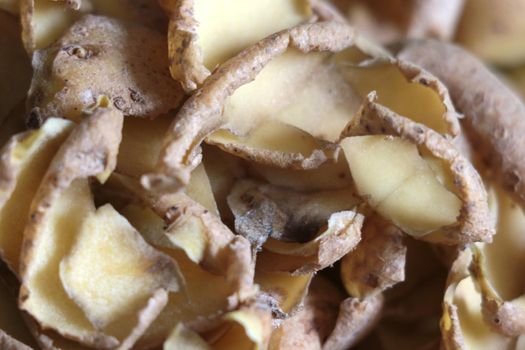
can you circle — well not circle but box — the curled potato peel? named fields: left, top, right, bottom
left=341, top=93, right=493, bottom=244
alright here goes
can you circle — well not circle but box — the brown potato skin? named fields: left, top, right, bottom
left=27, top=15, right=185, bottom=125
left=343, top=93, right=494, bottom=245
left=398, top=40, right=525, bottom=210
left=142, top=21, right=359, bottom=193
left=18, top=106, right=123, bottom=348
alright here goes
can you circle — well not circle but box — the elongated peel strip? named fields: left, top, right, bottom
left=142, top=21, right=359, bottom=193
left=160, top=0, right=312, bottom=91
left=115, top=191, right=256, bottom=347
left=19, top=106, right=124, bottom=348
left=398, top=40, right=525, bottom=209
left=469, top=186, right=525, bottom=337
left=0, top=118, right=73, bottom=274
left=228, top=180, right=363, bottom=274
left=441, top=250, right=513, bottom=350
left=341, top=57, right=460, bottom=136
left=342, top=93, right=493, bottom=244
left=206, top=120, right=338, bottom=170
left=323, top=293, right=384, bottom=350
left=341, top=216, right=406, bottom=298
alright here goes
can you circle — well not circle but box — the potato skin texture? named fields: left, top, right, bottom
left=343, top=93, right=494, bottom=245
left=27, top=15, right=185, bottom=125
left=18, top=106, right=123, bottom=348
left=398, top=40, right=525, bottom=210
left=142, top=21, right=360, bottom=193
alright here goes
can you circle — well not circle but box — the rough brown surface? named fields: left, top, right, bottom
left=142, top=21, right=359, bottom=193
left=344, top=94, right=494, bottom=245
left=27, top=15, right=185, bottom=125
left=398, top=39, right=525, bottom=210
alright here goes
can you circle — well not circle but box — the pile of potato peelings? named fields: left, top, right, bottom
left=1, top=0, right=525, bottom=349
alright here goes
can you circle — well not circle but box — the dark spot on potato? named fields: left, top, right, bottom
left=26, top=108, right=43, bottom=129
left=63, top=45, right=93, bottom=59
left=129, top=88, right=146, bottom=104
left=113, top=97, right=127, bottom=111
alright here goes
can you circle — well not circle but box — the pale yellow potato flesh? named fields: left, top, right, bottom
left=208, top=120, right=335, bottom=168
left=209, top=121, right=327, bottom=156
left=0, top=118, right=72, bottom=273
left=248, top=155, right=353, bottom=191
left=164, top=307, right=270, bottom=350
left=453, top=277, right=512, bottom=350
left=222, top=50, right=360, bottom=142
left=59, top=204, right=180, bottom=333
left=341, top=135, right=461, bottom=236
left=195, top=0, right=310, bottom=70
left=186, top=164, right=219, bottom=216
left=121, top=204, right=240, bottom=347
left=213, top=309, right=270, bottom=350
left=377, top=172, right=461, bottom=235
left=164, top=324, right=210, bottom=350
left=30, top=0, right=85, bottom=50
left=341, top=135, right=424, bottom=204
left=20, top=180, right=106, bottom=344
left=255, top=270, right=312, bottom=314
left=117, top=115, right=218, bottom=214
left=343, top=62, right=450, bottom=134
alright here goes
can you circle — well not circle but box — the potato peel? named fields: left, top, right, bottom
left=19, top=105, right=124, bottom=347
left=341, top=216, right=406, bottom=298
left=58, top=204, right=181, bottom=336
left=141, top=21, right=359, bottom=193
left=468, top=186, right=525, bottom=337
left=27, top=15, right=185, bottom=125
left=108, top=179, right=256, bottom=347
left=206, top=121, right=339, bottom=170
left=164, top=303, right=272, bottom=350
left=270, top=275, right=382, bottom=350
left=255, top=270, right=313, bottom=318
left=256, top=209, right=363, bottom=275
left=398, top=40, right=525, bottom=210
left=160, top=0, right=312, bottom=91
left=343, top=93, right=493, bottom=244
left=227, top=179, right=361, bottom=248
left=341, top=57, right=461, bottom=137
left=441, top=249, right=514, bottom=350
left=323, top=293, right=384, bottom=350
left=334, top=0, right=464, bottom=44
left=0, top=118, right=72, bottom=273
